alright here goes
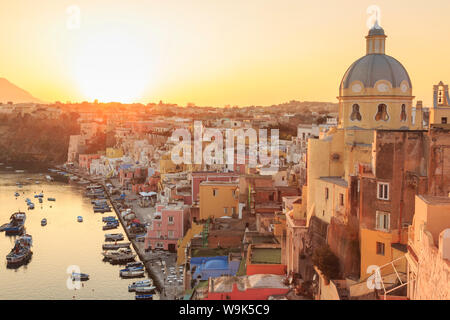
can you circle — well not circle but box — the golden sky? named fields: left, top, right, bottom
left=0, top=0, right=449, bottom=107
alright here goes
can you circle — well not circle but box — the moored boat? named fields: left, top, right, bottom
left=102, top=216, right=117, bottom=223
left=128, top=279, right=153, bottom=292
left=102, top=247, right=133, bottom=259
left=135, top=294, right=153, bottom=300
left=102, top=242, right=131, bottom=250
left=120, top=267, right=145, bottom=278
left=6, top=234, right=33, bottom=266
left=127, top=261, right=144, bottom=269
left=103, top=221, right=119, bottom=230
left=41, top=218, right=47, bottom=226
left=47, top=197, right=56, bottom=201
left=77, top=216, right=83, bottom=222
left=105, top=233, right=124, bottom=241
left=135, top=286, right=156, bottom=294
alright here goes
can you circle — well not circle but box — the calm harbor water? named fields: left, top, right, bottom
left=0, top=169, right=138, bottom=300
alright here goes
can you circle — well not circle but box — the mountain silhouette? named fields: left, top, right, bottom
left=0, top=78, right=43, bottom=104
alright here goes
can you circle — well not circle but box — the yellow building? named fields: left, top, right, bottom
left=430, top=81, right=450, bottom=125
left=106, top=147, right=123, bottom=158
left=306, top=21, right=423, bottom=280
left=199, top=181, right=239, bottom=220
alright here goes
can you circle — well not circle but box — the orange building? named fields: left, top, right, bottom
left=199, top=181, right=239, bottom=220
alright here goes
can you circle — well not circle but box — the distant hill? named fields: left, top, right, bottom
left=0, top=78, right=42, bottom=104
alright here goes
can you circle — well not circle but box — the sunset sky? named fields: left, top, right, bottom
left=0, top=0, right=449, bottom=107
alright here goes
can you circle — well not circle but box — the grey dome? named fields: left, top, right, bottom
left=369, top=27, right=385, bottom=36
left=340, top=54, right=412, bottom=90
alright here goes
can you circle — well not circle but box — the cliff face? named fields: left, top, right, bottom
left=0, top=113, right=79, bottom=165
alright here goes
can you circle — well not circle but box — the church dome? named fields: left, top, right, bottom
left=340, top=54, right=412, bottom=90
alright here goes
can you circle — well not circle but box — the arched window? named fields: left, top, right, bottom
left=375, top=104, right=389, bottom=121
left=400, top=104, right=407, bottom=122
left=350, top=104, right=362, bottom=121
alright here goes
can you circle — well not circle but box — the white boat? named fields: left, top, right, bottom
left=45, top=175, right=54, bottom=181
left=71, top=272, right=89, bottom=281
left=127, top=261, right=144, bottom=269
left=102, top=242, right=131, bottom=250
left=102, top=247, right=133, bottom=259
left=77, top=216, right=83, bottom=222
left=128, top=279, right=153, bottom=292
left=120, top=268, right=145, bottom=278
left=135, top=286, right=156, bottom=294
left=105, top=233, right=124, bottom=241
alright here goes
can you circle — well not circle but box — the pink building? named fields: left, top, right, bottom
left=145, top=204, right=189, bottom=252
left=78, top=154, right=100, bottom=171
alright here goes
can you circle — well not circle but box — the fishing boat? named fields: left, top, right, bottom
left=135, top=294, right=153, bottom=300
left=135, top=286, right=156, bottom=294
left=47, top=198, right=56, bottom=201
left=110, top=253, right=136, bottom=263
left=102, top=216, right=117, bottom=223
left=128, top=279, right=153, bottom=292
left=120, top=267, right=145, bottom=278
left=41, top=218, right=47, bottom=226
left=71, top=272, right=89, bottom=281
left=34, top=193, right=44, bottom=198
left=6, top=234, right=33, bottom=266
left=10, top=212, right=26, bottom=222
left=14, top=192, right=20, bottom=197
left=103, top=221, right=119, bottom=230
left=102, top=247, right=133, bottom=259
left=127, top=261, right=144, bottom=269
left=105, top=233, right=124, bottom=241
left=77, top=216, right=83, bottom=222
left=102, top=242, right=131, bottom=250
left=38, top=198, right=43, bottom=204
left=27, top=203, right=35, bottom=210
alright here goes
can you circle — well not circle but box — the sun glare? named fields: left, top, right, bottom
left=74, top=31, right=151, bottom=103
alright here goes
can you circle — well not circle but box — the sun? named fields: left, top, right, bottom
left=74, top=31, right=151, bottom=103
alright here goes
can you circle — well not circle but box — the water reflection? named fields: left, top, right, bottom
left=0, top=170, right=136, bottom=300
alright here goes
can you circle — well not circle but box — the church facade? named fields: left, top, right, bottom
left=290, top=22, right=450, bottom=283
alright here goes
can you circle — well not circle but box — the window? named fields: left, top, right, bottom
left=325, top=187, right=329, bottom=200
left=400, top=104, right=407, bottom=122
left=339, top=193, right=344, bottom=206
left=224, top=207, right=228, bottom=215
left=377, top=182, right=389, bottom=200
left=375, top=104, right=389, bottom=121
left=350, top=104, right=362, bottom=121
left=168, top=230, right=174, bottom=238
left=442, top=117, right=448, bottom=124
left=213, top=189, right=218, bottom=196
left=376, top=211, right=391, bottom=232
left=168, top=216, right=174, bottom=224
left=376, top=242, right=385, bottom=256
left=232, top=207, right=236, bottom=215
